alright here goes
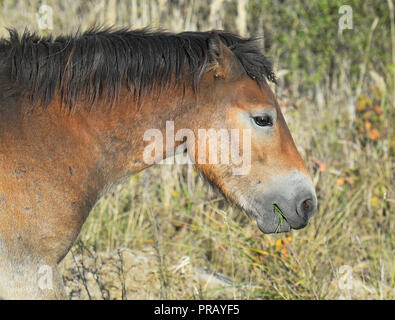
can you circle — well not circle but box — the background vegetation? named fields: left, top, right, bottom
left=0, top=0, right=393, bottom=299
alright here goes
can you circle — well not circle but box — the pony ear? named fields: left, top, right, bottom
left=208, top=33, right=245, bottom=80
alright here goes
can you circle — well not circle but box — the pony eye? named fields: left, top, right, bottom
left=253, top=115, right=273, bottom=127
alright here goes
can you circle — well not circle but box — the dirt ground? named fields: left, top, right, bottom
left=61, top=247, right=245, bottom=300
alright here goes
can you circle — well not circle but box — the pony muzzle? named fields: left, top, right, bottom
left=255, top=171, right=317, bottom=234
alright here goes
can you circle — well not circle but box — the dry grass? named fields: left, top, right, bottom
left=0, top=0, right=393, bottom=300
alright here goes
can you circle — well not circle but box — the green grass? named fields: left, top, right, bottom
left=273, top=204, right=286, bottom=233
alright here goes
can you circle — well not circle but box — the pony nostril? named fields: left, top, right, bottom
left=297, top=197, right=316, bottom=219
left=302, top=199, right=312, bottom=211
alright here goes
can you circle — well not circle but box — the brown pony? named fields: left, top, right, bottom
left=0, top=28, right=317, bottom=299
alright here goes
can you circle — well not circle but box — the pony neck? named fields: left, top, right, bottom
left=54, top=87, right=196, bottom=203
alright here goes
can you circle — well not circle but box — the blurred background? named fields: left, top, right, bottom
left=0, top=0, right=393, bottom=299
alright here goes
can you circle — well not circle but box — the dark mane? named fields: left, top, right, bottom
left=0, top=27, right=276, bottom=110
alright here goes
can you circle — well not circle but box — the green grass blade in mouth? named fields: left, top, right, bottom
left=273, top=204, right=286, bottom=233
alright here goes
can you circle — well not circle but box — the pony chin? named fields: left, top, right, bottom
left=256, top=214, right=291, bottom=234
left=232, top=191, right=289, bottom=234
